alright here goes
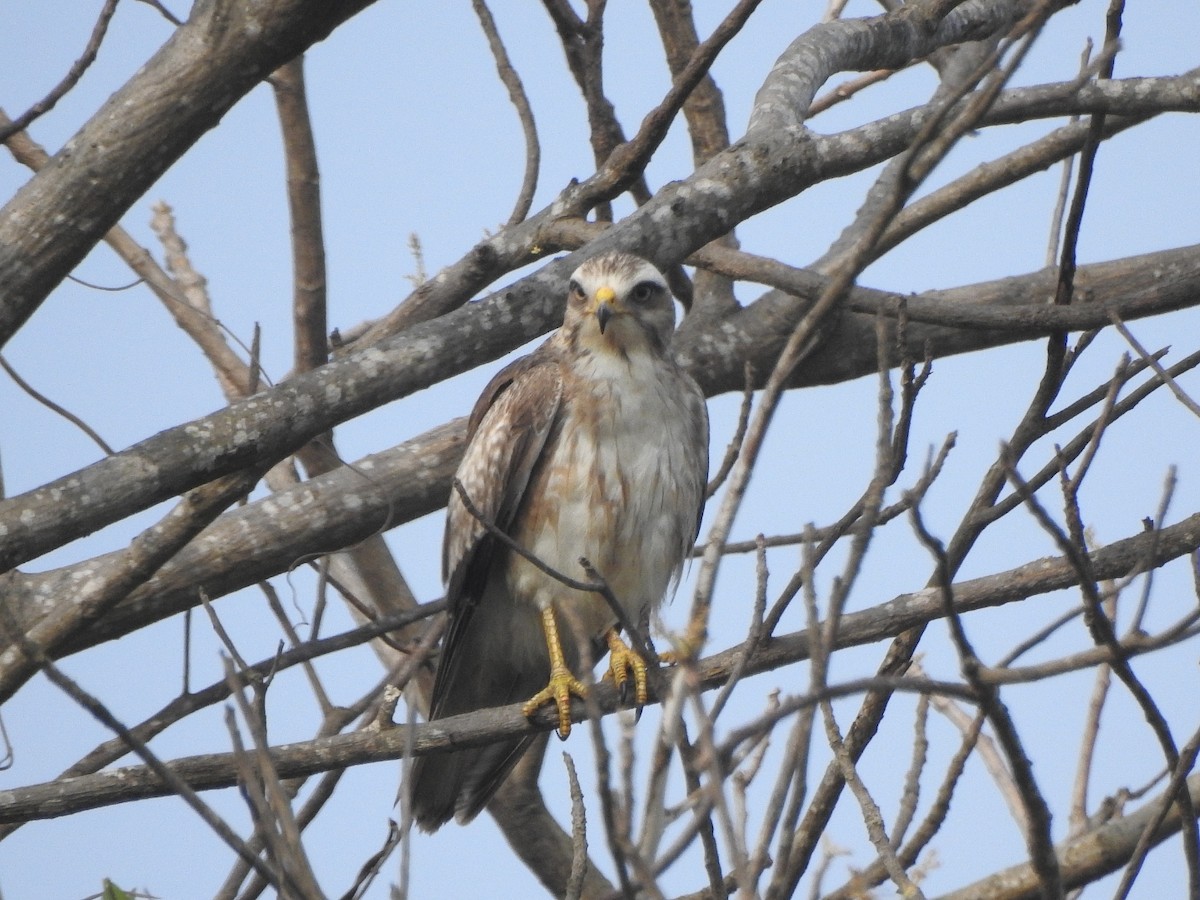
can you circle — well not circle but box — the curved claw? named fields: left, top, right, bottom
left=605, top=630, right=649, bottom=708
left=524, top=606, right=588, bottom=739
left=523, top=664, right=588, bottom=739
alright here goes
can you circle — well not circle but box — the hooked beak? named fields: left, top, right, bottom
left=594, top=286, right=616, bottom=334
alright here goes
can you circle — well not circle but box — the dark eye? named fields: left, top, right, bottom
left=630, top=281, right=659, bottom=303
left=568, top=280, right=585, bottom=302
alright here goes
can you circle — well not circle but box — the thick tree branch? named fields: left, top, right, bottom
left=936, top=773, right=1200, bottom=900
left=7, top=420, right=461, bottom=655
left=0, top=0, right=120, bottom=145
left=3, top=240, right=1198, bottom=576
left=0, top=465, right=266, bottom=704
left=0, top=0, right=1190, bottom=363
left=7, top=462, right=1198, bottom=696
left=0, top=0, right=378, bottom=350
left=0, top=601, right=1189, bottom=828
left=3, top=2, right=1197, bottom=895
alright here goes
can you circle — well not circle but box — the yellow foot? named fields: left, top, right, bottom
left=523, top=664, right=588, bottom=739
left=605, top=630, right=650, bottom=708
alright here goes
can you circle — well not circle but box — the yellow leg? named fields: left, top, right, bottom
left=605, top=629, right=649, bottom=708
left=522, top=607, right=588, bottom=739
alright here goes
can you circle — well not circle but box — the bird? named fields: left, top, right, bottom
left=408, top=251, right=710, bottom=831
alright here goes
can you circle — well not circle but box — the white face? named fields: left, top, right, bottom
left=565, top=253, right=677, bottom=354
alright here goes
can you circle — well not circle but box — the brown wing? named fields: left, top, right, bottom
left=432, top=350, right=563, bottom=718
left=410, top=351, right=564, bottom=829
left=685, top=374, right=710, bottom=548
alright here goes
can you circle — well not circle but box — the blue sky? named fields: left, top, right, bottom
left=2, top=1, right=1199, bottom=897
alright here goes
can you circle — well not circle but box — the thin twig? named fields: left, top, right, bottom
left=1130, top=467, right=1177, bottom=633
left=1071, top=612, right=1113, bottom=837
left=909, top=503, right=1062, bottom=895
left=1111, top=316, right=1200, bottom=419
left=0, top=600, right=277, bottom=884
left=706, top=362, right=754, bottom=499
left=0, top=354, right=116, bottom=455
left=810, top=68, right=897, bottom=115
left=223, top=655, right=325, bottom=899
left=563, top=751, right=589, bottom=900
left=0, top=466, right=264, bottom=705
left=572, top=0, right=765, bottom=206
left=472, top=0, right=540, bottom=226
left=1003, top=456, right=1200, bottom=896
left=135, top=0, right=183, bottom=25
left=1051, top=3, right=1123, bottom=312
left=1045, top=39, right=1092, bottom=267
left=0, top=0, right=120, bottom=144
left=269, top=55, right=329, bottom=375
left=339, top=820, right=401, bottom=900
left=452, top=477, right=657, bottom=666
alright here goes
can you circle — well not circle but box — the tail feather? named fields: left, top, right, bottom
left=408, top=590, right=546, bottom=831
left=410, top=733, right=535, bottom=830
left=407, top=586, right=608, bottom=829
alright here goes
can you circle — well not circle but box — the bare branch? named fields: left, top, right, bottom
left=0, top=0, right=120, bottom=144
left=0, top=354, right=116, bottom=455
left=0, top=605, right=276, bottom=885
left=269, top=55, right=329, bottom=375
left=0, top=0, right=382, bottom=350
left=940, top=772, right=1200, bottom=900
left=0, top=466, right=265, bottom=704
left=472, top=0, right=540, bottom=226
left=4, top=2, right=1200, bottom=895
left=562, top=751, right=588, bottom=900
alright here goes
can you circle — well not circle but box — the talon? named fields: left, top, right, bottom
left=523, top=664, right=588, bottom=739
left=606, top=630, right=649, bottom=709
left=524, top=606, right=587, bottom=738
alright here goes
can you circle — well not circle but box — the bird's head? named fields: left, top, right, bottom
left=564, top=252, right=677, bottom=356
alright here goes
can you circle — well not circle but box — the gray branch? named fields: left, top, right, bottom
left=1, top=509, right=1195, bottom=824
left=0, top=0, right=379, bottom=349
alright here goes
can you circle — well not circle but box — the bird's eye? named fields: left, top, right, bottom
left=568, top=280, right=585, bottom=302
left=630, top=281, right=658, bottom=304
